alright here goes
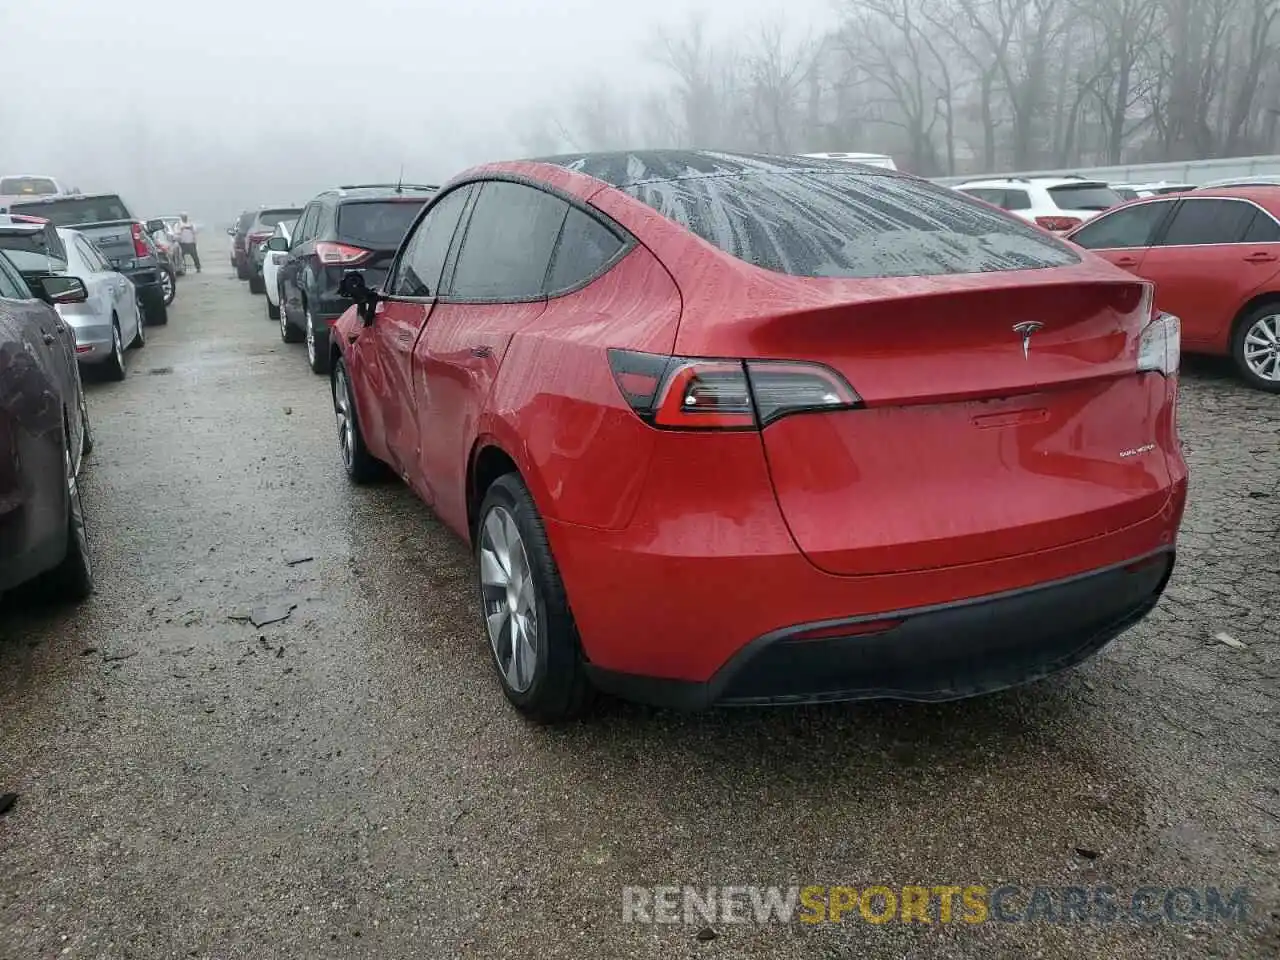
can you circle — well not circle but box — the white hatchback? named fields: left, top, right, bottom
left=952, top=177, right=1123, bottom=234
left=262, top=218, right=295, bottom=322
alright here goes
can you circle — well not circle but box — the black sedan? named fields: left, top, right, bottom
left=0, top=249, right=95, bottom=601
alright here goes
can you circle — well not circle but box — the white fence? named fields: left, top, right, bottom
left=931, top=154, right=1280, bottom=186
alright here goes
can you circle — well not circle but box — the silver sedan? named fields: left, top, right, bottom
left=55, top=227, right=145, bottom=380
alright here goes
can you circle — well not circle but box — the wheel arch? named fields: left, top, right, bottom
left=1230, top=291, right=1280, bottom=342
left=466, top=429, right=553, bottom=543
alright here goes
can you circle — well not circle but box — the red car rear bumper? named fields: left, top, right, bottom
left=544, top=431, right=1187, bottom=709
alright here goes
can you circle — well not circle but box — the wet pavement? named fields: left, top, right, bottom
left=1, top=264, right=1277, bottom=960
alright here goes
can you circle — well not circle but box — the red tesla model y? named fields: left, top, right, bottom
left=327, top=151, right=1188, bottom=720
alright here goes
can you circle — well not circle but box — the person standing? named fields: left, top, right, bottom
left=177, top=213, right=201, bottom=273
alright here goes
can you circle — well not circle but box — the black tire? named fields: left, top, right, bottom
left=160, top=266, right=176, bottom=306
left=331, top=357, right=382, bottom=483
left=103, top=320, right=126, bottom=382
left=236, top=260, right=250, bottom=281
left=248, top=272, right=265, bottom=295
left=142, top=287, right=168, bottom=326
left=41, top=436, right=94, bottom=601
left=280, top=298, right=303, bottom=343
left=267, top=291, right=280, bottom=320
left=1231, top=305, right=1280, bottom=393
left=306, top=307, right=331, bottom=374
left=129, top=301, right=146, bottom=348
left=475, top=473, right=592, bottom=722
left=78, top=389, right=94, bottom=457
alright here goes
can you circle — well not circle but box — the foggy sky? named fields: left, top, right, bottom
left=0, top=0, right=834, bottom=227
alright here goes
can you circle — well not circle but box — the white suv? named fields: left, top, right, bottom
left=952, top=177, right=1123, bottom=234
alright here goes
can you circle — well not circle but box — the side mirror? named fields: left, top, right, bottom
left=35, top=274, right=89, bottom=305
left=267, top=236, right=289, bottom=252
left=338, top=272, right=378, bottom=325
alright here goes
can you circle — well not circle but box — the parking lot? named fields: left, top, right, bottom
left=0, top=265, right=1277, bottom=958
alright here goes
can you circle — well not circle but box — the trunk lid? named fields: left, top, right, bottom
left=77, top=221, right=144, bottom=266
left=714, top=276, right=1173, bottom=576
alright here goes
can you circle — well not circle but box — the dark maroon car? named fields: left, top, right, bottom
left=0, top=248, right=95, bottom=601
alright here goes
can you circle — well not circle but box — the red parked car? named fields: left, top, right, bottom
left=1066, top=185, right=1280, bottom=391
left=330, top=151, right=1188, bottom=721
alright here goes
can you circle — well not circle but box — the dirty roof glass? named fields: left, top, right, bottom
left=624, top=171, right=1081, bottom=279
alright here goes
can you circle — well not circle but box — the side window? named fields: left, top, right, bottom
left=316, top=200, right=336, bottom=239
left=1242, top=209, right=1280, bottom=243
left=1003, top=189, right=1031, bottom=211
left=391, top=185, right=473, bottom=298
left=448, top=182, right=569, bottom=300
left=293, top=204, right=317, bottom=244
left=545, top=207, right=625, bottom=294
left=77, top=237, right=107, bottom=272
left=961, top=188, right=1002, bottom=205
left=0, top=254, right=28, bottom=299
left=1156, top=199, right=1255, bottom=246
left=1069, top=201, right=1172, bottom=250
left=46, top=227, right=68, bottom=264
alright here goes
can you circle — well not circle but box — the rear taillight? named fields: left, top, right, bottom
left=608, top=349, right=861, bottom=430
left=1137, top=312, right=1180, bottom=376
left=1034, top=215, right=1083, bottom=232
left=316, top=241, right=372, bottom=266
left=130, top=223, right=150, bottom=258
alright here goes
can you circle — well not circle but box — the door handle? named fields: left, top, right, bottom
left=1243, top=251, right=1278, bottom=263
left=1114, top=256, right=1139, bottom=266
left=42, top=332, right=56, bottom=344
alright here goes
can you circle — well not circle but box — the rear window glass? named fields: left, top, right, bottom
left=625, top=172, right=1079, bottom=278
left=0, top=177, right=58, bottom=196
left=1047, top=183, right=1122, bottom=211
left=0, top=232, right=68, bottom=272
left=9, top=195, right=129, bottom=226
left=337, top=200, right=428, bottom=248
left=257, top=209, right=302, bottom=228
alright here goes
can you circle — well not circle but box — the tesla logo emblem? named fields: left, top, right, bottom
left=1012, top=321, right=1045, bottom=359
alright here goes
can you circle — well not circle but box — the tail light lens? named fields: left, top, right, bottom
left=608, top=349, right=861, bottom=430
left=130, top=223, right=150, bottom=258
left=1035, top=215, right=1083, bottom=232
left=1138, top=312, right=1180, bottom=376
left=316, top=241, right=372, bottom=266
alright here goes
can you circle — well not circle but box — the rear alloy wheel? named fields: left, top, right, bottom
left=306, top=307, right=330, bottom=374
left=160, top=266, right=175, bottom=305
left=476, top=473, right=591, bottom=722
left=41, top=440, right=94, bottom=601
left=1233, top=308, right=1280, bottom=393
left=130, top=297, right=146, bottom=348
left=104, top=320, right=126, bottom=381
left=280, top=292, right=302, bottom=343
left=332, top=358, right=381, bottom=483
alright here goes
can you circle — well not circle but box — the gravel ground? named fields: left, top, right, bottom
left=1, top=264, right=1277, bottom=960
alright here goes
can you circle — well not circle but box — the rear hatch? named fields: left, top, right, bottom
left=643, top=169, right=1173, bottom=577
left=741, top=278, right=1171, bottom=575
left=327, top=196, right=429, bottom=290
left=1046, top=181, right=1124, bottom=225
left=10, top=195, right=139, bottom=267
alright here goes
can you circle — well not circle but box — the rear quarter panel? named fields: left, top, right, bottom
left=479, top=241, right=683, bottom=534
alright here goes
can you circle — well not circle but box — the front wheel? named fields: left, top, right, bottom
left=476, top=473, right=592, bottom=722
left=1232, top=307, right=1280, bottom=392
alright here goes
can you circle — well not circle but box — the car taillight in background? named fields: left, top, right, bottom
left=1034, top=215, right=1083, bottom=232
left=316, top=241, right=372, bottom=266
left=131, top=222, right=150, bottom=258
left=608, top=349, right=862, bottom=430
left=1138, top=312, right=1181, bottom=376
left=248, top=232, right=273, bottom=246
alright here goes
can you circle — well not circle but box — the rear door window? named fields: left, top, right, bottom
left=1068, top=201, right=1173, bottom=250
left=390, top=185, right=473, bottom=298
left=545, top=207, right=626, bottom=294
left=628, top=172, right=1079, bottom=278
left=447, top=181, right=569, bottom=300
left=1242, top=209, right=1280, bottom=243
left=1046, top=183, right=1123, bottom=211
left=1002, top=189, right=1031, bottom=211
left=337, top=200, right=429, bottom=249
left=1155, top=199, right=1256, bottom=246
